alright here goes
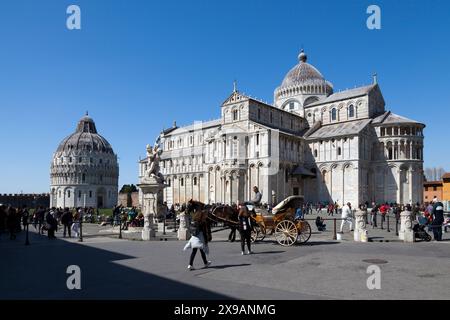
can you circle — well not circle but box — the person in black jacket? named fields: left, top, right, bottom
left=238, top=204, right=253, bottom=255
left=187, top=211, right=212, bottom=270
left=431, top=198, right=444, bottom=241
left=61, top=208, right=73, bottom=238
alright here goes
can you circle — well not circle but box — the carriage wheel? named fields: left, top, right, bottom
left=275, top=220, right=297, bottom=246
left=251, top=226, right=260, bottom=243
left=297, top=221, right=312, bottom=244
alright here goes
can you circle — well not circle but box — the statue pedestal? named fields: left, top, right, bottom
left=399, top=211, right=414, bottom=242
left=354, top=210, right=368, bottom=242
left=177, top=212, right=191, bottom=241
left=138, top=177, right=166, bottom=241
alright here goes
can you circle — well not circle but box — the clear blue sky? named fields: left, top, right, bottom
left=0, top=0, right=449, bottom=193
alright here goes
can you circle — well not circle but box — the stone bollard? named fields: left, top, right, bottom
left=399, top=210, right=414, bottom=242
left=177, top=212, right=191, bottom=241
left=354, top=209, right=368, bottom=242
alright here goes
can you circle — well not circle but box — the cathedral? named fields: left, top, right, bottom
left=50, top=114, right=119, bottom=208
left=140, top=50, right=425, bottom=207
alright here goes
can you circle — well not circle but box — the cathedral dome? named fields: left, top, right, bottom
left=274, top=50, right=333, bottom=109
left=281, top=50, right=327, bottom=87
left=56, top=114, right=114, bottom=154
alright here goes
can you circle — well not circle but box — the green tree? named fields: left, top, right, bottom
left=120, top=184, right=138, bottom=194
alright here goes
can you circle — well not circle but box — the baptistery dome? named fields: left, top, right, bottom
left=50, top=113, right=119, bottom=209
left=56, top=115, right=114, bottom=154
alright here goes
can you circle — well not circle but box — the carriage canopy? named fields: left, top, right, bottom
left=272, top=196, right=304, bottom=215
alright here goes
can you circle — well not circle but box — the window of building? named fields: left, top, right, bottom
left=78, top=191, right=82, bottom=198
left=181, top=178, right=184, bottom=187
left=293, top=187, right=299, bottom=196
left=425, top=187, right=428, bottom=191
left=281, top=116, right=284, bottom=127
left=256, top=134, right=259, bottom=146
left=331, top=108, right=337, bottom=121
left=348, top=105, right=355, bottom=118
left=433, top=186, right=437, bottom=191
left=270, top=112, right=273, bottom=123
left=79, top=157, right=82, bottom=163
left=99, top=159, right=103, bottom=164
left=82, top=174, right=86, bottom=183
left=89, top=191, right=92, bottom=198
left=314, top=149, right=318, bottom=157
left=289, top=102, right=295, bottom=110
left=69, top=157, right=72, bottom=163
left=190, top=136, right=194, bottom=145
left=337, top=147, right=342, bottom=156
left=100, top=175, right=103, bottom=183
left=193, top=177, right=198, bottom=186
left=290, top=119, right=293, bottom=129
left=381, top=128, right=385, bottom=136
left=68, top=190, right=71, bottom=198
left=285, top=169, right=289, bottom=183
left=257, top=109, right=261, bottom=120
left=233, top=109, right=238, bottom=121
left=59, top=190, right=61, bottom=198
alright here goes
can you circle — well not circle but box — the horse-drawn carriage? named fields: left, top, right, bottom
left=249, top=196, right=312, bottom=246
left=186, top=195, right=311, bottom=247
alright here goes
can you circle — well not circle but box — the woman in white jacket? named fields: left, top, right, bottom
left=340, top=202, right=354, bottom=233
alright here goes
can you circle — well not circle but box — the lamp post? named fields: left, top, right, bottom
left=78, top=208, right=83, bottom=242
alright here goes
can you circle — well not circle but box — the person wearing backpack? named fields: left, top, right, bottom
left=431, top=198, right=444, bottom=241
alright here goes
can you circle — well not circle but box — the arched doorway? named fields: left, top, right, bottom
left=97, top=187, right=106, bottom=208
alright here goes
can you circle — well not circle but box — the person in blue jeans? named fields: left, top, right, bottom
left=295, top=207, right=304, bottom=220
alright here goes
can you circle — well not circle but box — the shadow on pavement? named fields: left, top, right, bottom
left=0, top=230, right=232, bottom=300
left=249, top=251, right=285, bottom=255
left=205, top=263, right=251, bottom=270
left=300, top=241, right=340, bottom=246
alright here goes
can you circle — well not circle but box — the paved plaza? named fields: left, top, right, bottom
left=1, top=219, right=449, bottom=300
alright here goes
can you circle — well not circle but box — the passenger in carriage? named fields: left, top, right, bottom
left=294, top=207, right=304, bottom=220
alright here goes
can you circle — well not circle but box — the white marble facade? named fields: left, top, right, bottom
left=50, top=114, right=119, bottom=208
left=140, top=51, right=425, bottom=207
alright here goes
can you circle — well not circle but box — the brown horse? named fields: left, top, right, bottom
left=186, top=200, right=239, bottom=242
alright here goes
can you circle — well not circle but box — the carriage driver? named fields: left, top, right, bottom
left=245, top=186, right=262, bottom=207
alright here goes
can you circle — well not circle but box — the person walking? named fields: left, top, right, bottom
left=184, top=210, right=212, bottom=271
left=21, top=205, right=30, bottom=232
left=61, top=208, right=73, bottom=238
left=431, top=198, right=444, bottom=241
left=340, top=202, right=354, bottom=233
left=380, top=203, right=388, bottom=229
left=7, top=207, right=18, bottom=240
left=46, top=210, right=58, bottom=239
left=238, top=204, right=253, bottom=255
left=371, top=203, right=378, bottom=228
left=71, top=209, right=80, bottom=238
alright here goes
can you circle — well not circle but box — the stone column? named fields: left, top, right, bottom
left=177, top=212, right=191, bottom=240
left=138, top=178, right=166, bottom=241
left=399, top=210, right=414, bottom=242
left=354, top=209, right=368, bottom=242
